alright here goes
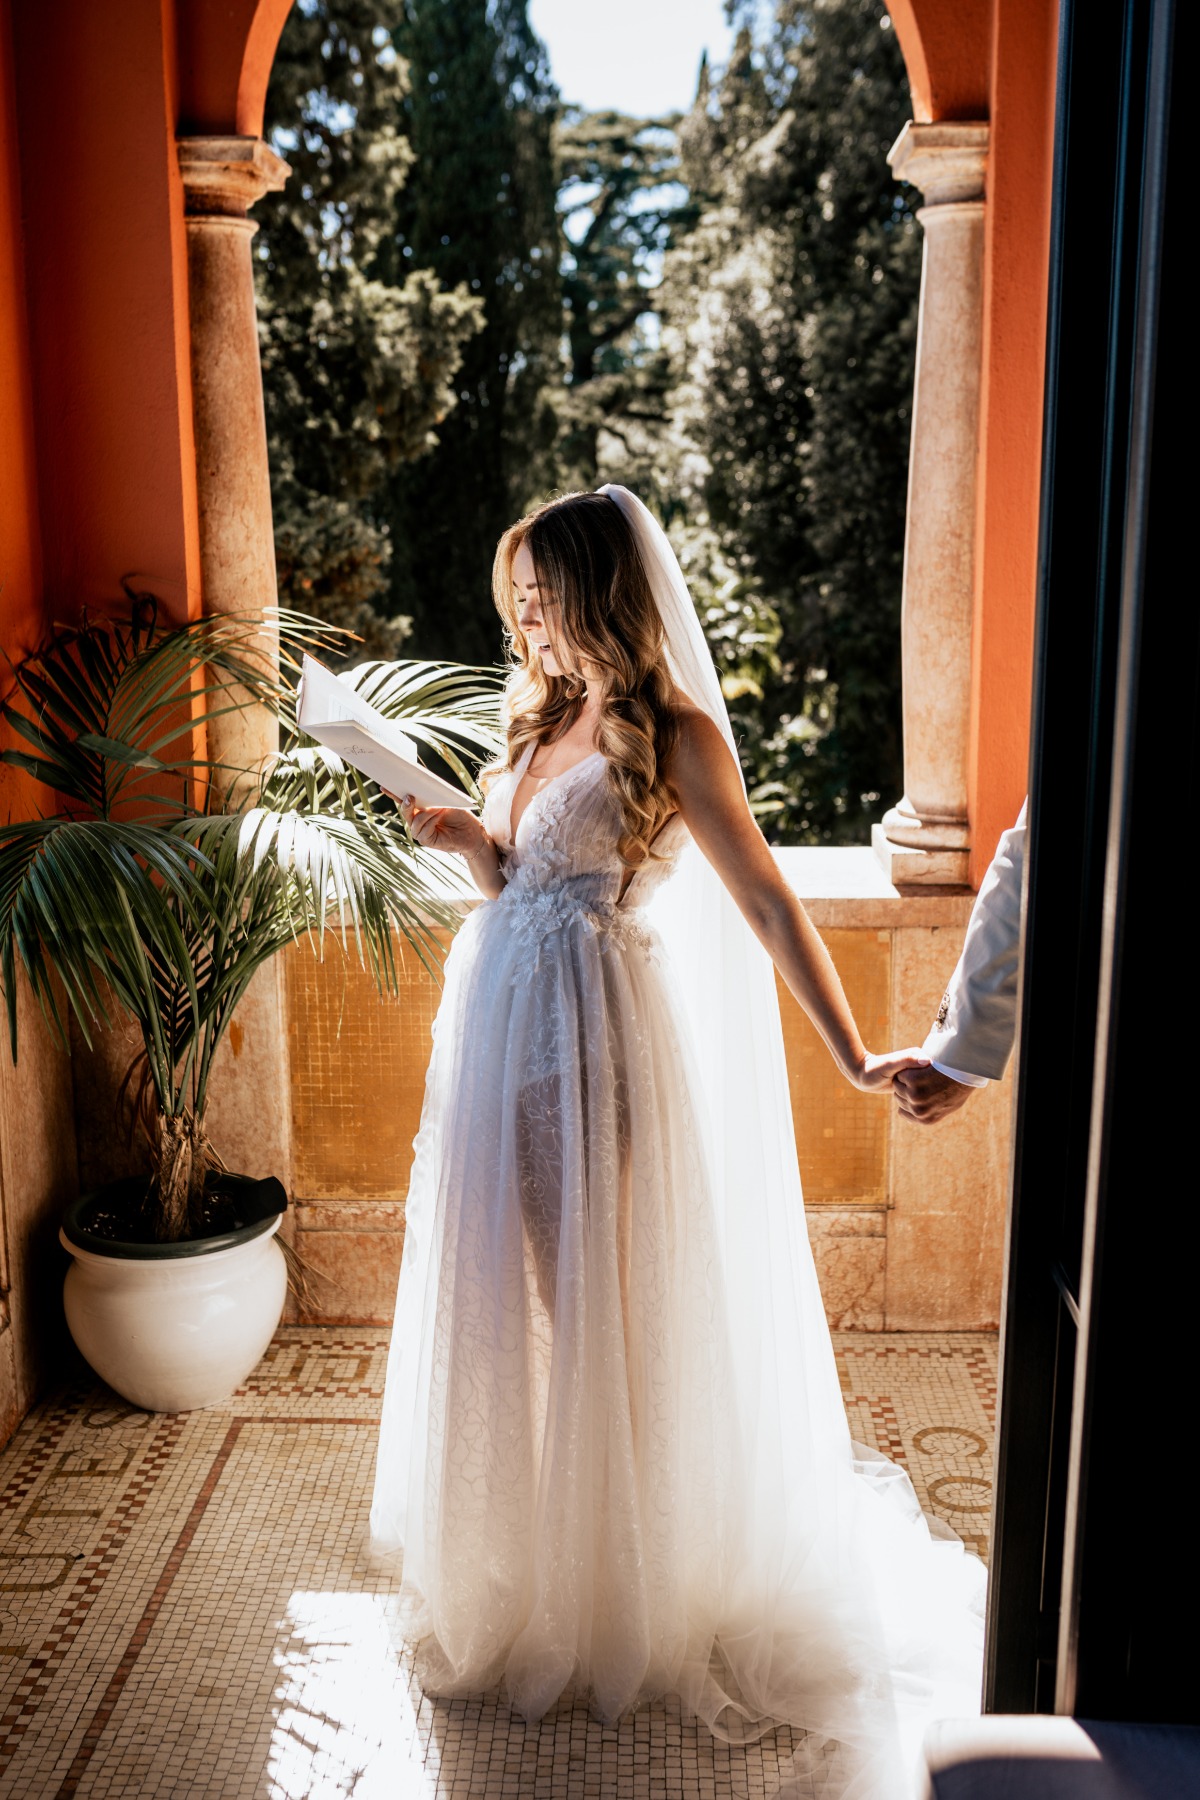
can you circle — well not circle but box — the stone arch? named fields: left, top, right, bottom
left=176, top=0, right=295, bottom=137
left=885, top=0, right=992, bottom=123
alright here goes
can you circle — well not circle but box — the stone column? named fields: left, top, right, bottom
left=873, top=122, right=989, bottom=886
left=177, top=135, right=290, bottom=789
left=176, top=136, right=296, bottom=1206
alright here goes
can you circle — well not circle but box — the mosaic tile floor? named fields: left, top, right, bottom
left=0, top=1329, right=996, bottom=1799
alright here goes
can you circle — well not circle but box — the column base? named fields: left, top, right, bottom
left=880, top=796, right=971, bottom=849
left=872, top=823, right=970, bottom=886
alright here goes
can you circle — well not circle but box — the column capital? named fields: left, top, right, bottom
left=176, top=136, right=290, bottom=220
left=888, top=121, right=988, bottom=207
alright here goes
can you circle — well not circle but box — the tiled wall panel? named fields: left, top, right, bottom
left=776, top=928, right=891, bottom=1204
left=286, top=934, right=447, bottom=1202
left=284, top=914, right=1007, bottom=1329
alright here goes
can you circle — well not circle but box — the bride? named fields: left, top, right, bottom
left=370, top=487, right=985, bottom=1797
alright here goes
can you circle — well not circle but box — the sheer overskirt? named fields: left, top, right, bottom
left=371, top=811, right=984, bottom=1799
left=372, top=484, right=984, bottom=1798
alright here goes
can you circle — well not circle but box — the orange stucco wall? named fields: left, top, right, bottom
left=0, top=0, right=43, bottom=825
left=0, top=1, right=37, bottom=640
left=8, top=0, right=201, bottom=627
left=1, top=0, right=292, bottom=834
left=968, top=0, right=1058, bottom=881
left=0, top=0, right=286, bottom=1442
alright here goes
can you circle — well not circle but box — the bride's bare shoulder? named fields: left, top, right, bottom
left=662, top=701, right=733, bottom=789
left=665, top=697, right=723, bottom=744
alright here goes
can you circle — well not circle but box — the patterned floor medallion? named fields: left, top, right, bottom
left=0, top=1329, right=996, bottom=1798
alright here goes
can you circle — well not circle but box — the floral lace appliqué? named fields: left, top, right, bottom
left=500, top=874, right=655, bottom=962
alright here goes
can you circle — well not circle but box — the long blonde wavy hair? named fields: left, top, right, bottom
left=489, top=492, right=680, bottom=870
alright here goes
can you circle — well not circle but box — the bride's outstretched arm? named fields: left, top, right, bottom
left=666, top=709, right=927, bottom=1095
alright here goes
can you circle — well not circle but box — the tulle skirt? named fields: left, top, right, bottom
left=370, top=890, right=985, bottom=1799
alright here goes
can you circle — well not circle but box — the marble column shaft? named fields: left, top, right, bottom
left=879, top=122, right=989, bottom=882
left=177, top=135, right=289, bottom=787
left=175, top=135, right=295, bottom=1199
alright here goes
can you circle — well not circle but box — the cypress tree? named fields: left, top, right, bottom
left=378, top=0, right=561, bottom=664
left=257, top=0, right=483, bottom=658
left=662, top=0, right=919, bottom=842
left=554, top=109, right=695, bottom=497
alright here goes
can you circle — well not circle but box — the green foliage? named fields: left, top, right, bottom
left=661, top=0, right=920, bottom=841
left=553, top=110, right=695, bottom=495
left=257, top=0, right=918, bottom=842
left=377, top=0, right=563, bottom=664
left=0, top=604, right=502, bottom=1237
left=256, top=1, right=484, bottom=656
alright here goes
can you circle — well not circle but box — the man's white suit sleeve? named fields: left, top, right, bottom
left=922, top=803, right=1027, bottom=1083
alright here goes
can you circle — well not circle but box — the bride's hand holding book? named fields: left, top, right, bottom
left=396, top=797, right=486, bottom=858
left=395, top=796, right=506, bottom=900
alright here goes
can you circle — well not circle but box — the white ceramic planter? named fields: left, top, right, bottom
left=60, top=1215, right=287, bottom=1413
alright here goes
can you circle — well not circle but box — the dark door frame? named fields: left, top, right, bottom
left=985, top=0, right=1193, bottom=1723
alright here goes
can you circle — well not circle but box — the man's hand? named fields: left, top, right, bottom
left=893, top=1065, right=976, bottom=1126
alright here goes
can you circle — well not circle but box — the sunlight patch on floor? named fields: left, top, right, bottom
left=269, top=1592, right=430, bottom=1800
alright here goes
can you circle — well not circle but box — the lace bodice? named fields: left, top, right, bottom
left=481, top=743, right=690, bottom=925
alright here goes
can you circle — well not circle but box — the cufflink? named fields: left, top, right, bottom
left=934, top=991, right=950, bottom=1029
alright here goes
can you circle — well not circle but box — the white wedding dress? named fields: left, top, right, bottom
left=371, top=489, right=985, bottom=1799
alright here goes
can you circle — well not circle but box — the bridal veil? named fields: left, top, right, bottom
left=597, top=485, right=985, bottom=1793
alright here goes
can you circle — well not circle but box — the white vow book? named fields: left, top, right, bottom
left=296, top=654, right=470, bottom=808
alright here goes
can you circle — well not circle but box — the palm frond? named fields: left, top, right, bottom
left=192, top=803, right=469, bottom=985
left=2, top=606, right=501, bottom=1229
left=0, top=818, right=211, bottom=1102
left=2, top=604, right=350, bottom=817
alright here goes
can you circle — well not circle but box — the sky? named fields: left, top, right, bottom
left=527, top=0, right=737, bottom=117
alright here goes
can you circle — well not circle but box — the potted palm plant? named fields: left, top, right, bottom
left=0, top=598, right=500, bottom=1411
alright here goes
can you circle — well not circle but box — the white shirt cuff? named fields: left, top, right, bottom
left=930, top=1060, right=989, bottom=1089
